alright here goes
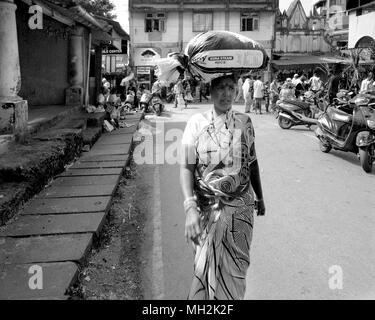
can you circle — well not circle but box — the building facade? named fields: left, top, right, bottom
left=314, top=0, right=349, bottom=49
left=275, top=0, right=331, bottom=54
left=0, top=0, right=128, bottom=135
left=347, top=0, right=375, bottom=49
left=128, top=0, right=278, bottom=87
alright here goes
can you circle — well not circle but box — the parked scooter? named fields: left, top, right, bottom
left=315, top=92, right=375, bottom=173
left=275, top=91, right=326, bottom=129
left=139, top=91, right=153, bottom=113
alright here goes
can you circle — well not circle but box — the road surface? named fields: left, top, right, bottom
left=138, top=103, right=375, bottom=300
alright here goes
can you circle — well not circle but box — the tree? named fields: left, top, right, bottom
left=75, top=0, right=117, bottom=19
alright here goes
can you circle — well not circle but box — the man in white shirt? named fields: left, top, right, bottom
left=253, top=76, right=264, bottom=114
left=235, top=77, right=244, bottom=102
left=360, top=72, right=374, bottom=93
left=291, top=74, right=300, bottom=86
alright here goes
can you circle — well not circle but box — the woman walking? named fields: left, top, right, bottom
left=180, top=74, right=265, bottom=300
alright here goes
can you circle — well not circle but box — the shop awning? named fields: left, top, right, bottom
left=272, top=55, right=350, bottom=68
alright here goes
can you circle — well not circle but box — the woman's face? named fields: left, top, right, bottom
left=211, top=77, right=236, bottom=113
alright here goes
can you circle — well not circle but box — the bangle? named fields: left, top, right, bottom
left=183, top=196, right=196, bottom=208
left=184, top=200, right=197, bottom=212
left=185, top=205, right=198, bottom=215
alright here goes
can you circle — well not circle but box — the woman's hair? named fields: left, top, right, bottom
left=210, top=74, right=237, bottom=89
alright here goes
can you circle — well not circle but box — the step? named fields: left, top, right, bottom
left=95, top=134, right=133, bottom=145
left=70, top=160, right=127, bottom=169
left=0, top=212, right=106, bottom=237
left=52, top=175, right=120, bottom=186
left=89, top=144, right=131, bottom=156
left=37, top=184, right=116, bottom=198
left=20, top=196, right=111, bottom=215
left=0, top=233, right=93, bottom=264
left=59, top=167, right=123, bottom=177
left=79, top=154, right=129, bottom=162
left=0, top=262, right=78, bottom=300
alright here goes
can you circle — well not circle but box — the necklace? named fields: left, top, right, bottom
left=208, top=109, right=235, bottom=149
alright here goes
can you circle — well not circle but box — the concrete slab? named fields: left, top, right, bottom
left=79, top=154, right=129, bottom=162
left=96, top=134, right=133, bottom=145
left=52, top=175, right=119, bottom=186
left=109, top=126, right=138, bottom=135
left=125, top=113, right=143, bottom=120
left=59, top=167, right=123, bottom=177
left=0, top=212, right=106, bottom=237
left=0, top=233, right=93, bottom=264
left=70, top=161, right=126, bottom=169
left=0, top=262, right=78, bottom=300
left=89, top=144, right=131, bottom=155
left=37, top=184, right=116, bottom=198
left=21, top=196, right=111, bottom=215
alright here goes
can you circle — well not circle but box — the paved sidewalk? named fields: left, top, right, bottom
left=0, top=113, right=143, bottom=299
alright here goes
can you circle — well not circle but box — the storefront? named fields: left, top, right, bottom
left=132, top=47, right=161, bottom=90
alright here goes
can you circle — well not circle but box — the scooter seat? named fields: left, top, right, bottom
left=327, top=107, right=353, bottom=123
left=282, top=99, right=311, bottom=110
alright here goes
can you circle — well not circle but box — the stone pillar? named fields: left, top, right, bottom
left=0, top=0, right=28, bottom=140
left=66, top=26, right=85, bottom=106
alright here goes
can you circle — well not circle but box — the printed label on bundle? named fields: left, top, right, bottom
left=192, top=50, right=264, bottom=69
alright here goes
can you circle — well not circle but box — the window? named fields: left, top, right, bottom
left=193, top=12, right=213, bottom=32
left=145, top=13, right=166, bottom=32
left=241, top=13, right=259, bottom=31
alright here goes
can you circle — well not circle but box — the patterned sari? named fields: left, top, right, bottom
left=188, top=109, right=257, bottom=300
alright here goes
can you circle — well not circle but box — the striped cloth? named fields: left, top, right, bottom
left=185, top=110, right=257, bottom=300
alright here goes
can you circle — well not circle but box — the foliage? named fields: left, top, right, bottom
left=75, top=0, right=117, bottom=19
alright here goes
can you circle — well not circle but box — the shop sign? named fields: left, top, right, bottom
left=137, top=67, right=151, bottom=75
left=134, top=48, right=161, bottom=66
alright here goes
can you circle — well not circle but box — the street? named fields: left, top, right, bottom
left=138, top=103, right=375, bottom=300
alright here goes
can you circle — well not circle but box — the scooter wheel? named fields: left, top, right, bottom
left=359, top=147, right=373, bottom=173
left=278, top=116, right=293, bottom=129
left=319, top=139, right=332, bottom=153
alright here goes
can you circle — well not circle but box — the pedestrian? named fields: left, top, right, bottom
left=180, top=74, right=265, bottom=300
left=269, top=78, right=279, bottom=112
left=242, top=76, right=254, bottom=113
left=308, top=71, right=322, bottom=93
left=174, top=79, right=186, bottom=108
left=327, top=65, right=343, bottom=103
left=360, top=71, right=374, bottom=93
left=294, top=75, right=306, bottom=99
left=183, top=79, right=194, bottom=107
left=263, top=81, right=270, bottom=112
left=199, top=81, right=209, bottom=102
left=253, top=76, right=264, bottom=114
left=291, top=74, right=299, bottom=86
left=235, top=76, right=244, bottom=102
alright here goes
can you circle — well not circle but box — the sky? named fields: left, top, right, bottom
left=113, top=0, right=316, bottom=33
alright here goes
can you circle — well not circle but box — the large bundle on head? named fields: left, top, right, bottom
left=155, top=30, right=269, bottom=84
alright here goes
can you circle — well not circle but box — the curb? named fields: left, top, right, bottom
left=0, top=112, right=144, bottom=299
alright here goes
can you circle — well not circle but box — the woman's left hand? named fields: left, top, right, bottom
left=255, top=199, right=266, bottom=216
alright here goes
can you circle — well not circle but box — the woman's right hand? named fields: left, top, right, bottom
left=185, top=207, right=201, bottom=245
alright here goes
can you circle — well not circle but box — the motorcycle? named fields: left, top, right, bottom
left=333, top=90, right=354, bottom=109
left=275, top=90, right=326, bottom=130
left=139, top=91, right=153, bottom=113
left=315, top=92, right=375, bottom=173
left=151, top=95, right=165, bottom=116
